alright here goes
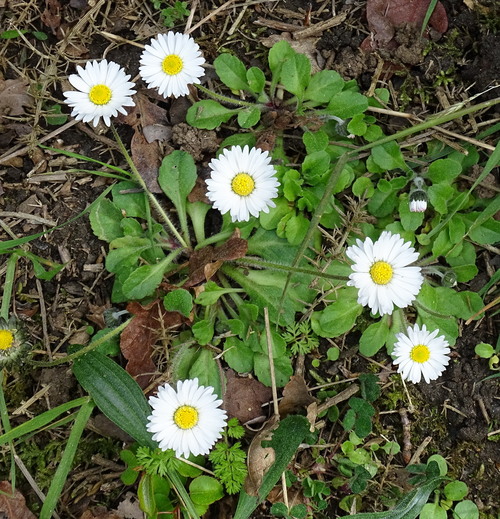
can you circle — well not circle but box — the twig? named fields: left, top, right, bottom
left=399, top=408, right=412, bottom=464
left=316, top=383, right=359, bottom=415
left=408, top=436, right=432, bottom=465
left=264, top=307, right=279, bottom=418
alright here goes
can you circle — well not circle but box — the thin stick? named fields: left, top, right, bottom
left=264, top=307, right=279, bottom=417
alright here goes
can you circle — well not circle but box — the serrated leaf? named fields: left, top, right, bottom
left=89, top=198, right=123, bottom=242
left=281, top=53, right=311, bottom=97
left=122, top=257, right=172, bottom=300
left=304, top=69, right=343, bottom=103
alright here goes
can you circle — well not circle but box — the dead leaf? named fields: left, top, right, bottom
left=225, top=370, right=272, bottom=424
left=362, top=0, right=448, bottom=51
left=119, top=93, right=170, bottom=193
left=130, top=130, right=161, bottom=193
left=80, top=506, right=121, bottom=519
left=0, top=79, right=33, bottom=120
left=0, top=481, right=36, bottom=519
left=244, top=416, right=279, bottom=496
left=278, top=375, right=316, bottom=418
left=41, top=0, right=62, bottom=33
left=120, top=300, right=184, bottom=388
left=186, top=233, right=248, bottom=286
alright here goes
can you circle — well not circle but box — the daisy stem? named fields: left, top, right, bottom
left=110, top=124, right=189, bottom=249
left=194, top=229, right=234, bottom=249
left=233, top=257, right=350, bottom=281
left=195, top=83, right=257, bottom=108
left=0, top=372, right=16, bottom=487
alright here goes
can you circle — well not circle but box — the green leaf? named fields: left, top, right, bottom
left=122, top=257, right=172, bottom=300
left=246, top=67, right=266, bottom=94
left=475, top=343, right=494, bottom=358
left=237, top=106, right=261, bottom=128
left=281, top=53, right=311, bottom=97
left=195, top=282, right=243, bottom=306
left=359, top=319, right=391, bottom=356
left=346, top=477, right=444, bottom=518
left=268, top=40, right=295, bottom=79
left=428, top=183, right=456, bottom=214
left=192, top=319, right=214, bottom=345
left=73, top=350, right=156, bottom=448
left=187, top=349, right=222, bottom=398
left=164, top=288, right=193, bottom=317
left=254, top=352, right=293, bottom=387
left=327, top=91, right=368, bottom=119
left=352, top=177, right=375, bottom=198
left=427, top=158, right=462, bottom=184
left=304, top=70, right=344, bottom=103
left=312, top=287, right=363, bottom=338
left=367, top=183, right=399, bottom=217
left=284, top=213, right=310, bottom=246
left=158, top=150, right=197, bottom=217
left=303, top=130, right=329, bottom=153
left=370, top=142, right=406, bottom=170
left=224, top=336, right=255, bottom=373
left=214, top=53, right=250, bottom=91
left=112, top=181, right=147, bottom=218
left=420, top=502, right=447, bottom=519
left=444, top=481, right=468, bottom=501
left=189, top=476, right=224, bottom=506
left=186, top=100, right=238, bottom=129
left=452, top=500, right=478, bottom=519
left=1, top=29, right=29, bottom=39
left=89, top=198, right=123, bottom=242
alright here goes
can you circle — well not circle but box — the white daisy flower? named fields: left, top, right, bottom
left=392, top=323, right=450, bottom=383
left=409, top=198, right=427, bottom=213
left=147, top=378, right=227, bottom=458
left=205, top=145, right=280, bottom=222
left=346, top=231, right=424, bottom=316
left=63, top=60, right=136, bottom=127
left=139, top=32, right=205, bottom=98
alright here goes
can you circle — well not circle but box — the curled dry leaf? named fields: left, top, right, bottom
left=186, top=233, right=248, bottom=286
left=224, top=370, right=272, bottom=424
left=0, top=79, right=33, bottom=121
left=278, top=375, right=316, bottom=418
left=120, top=300, right=185, bottom=389
left=362, top=0, right=448, bottom=51
left=0, top=481, right=36, bottom=519
left=41, top=0, right=62, bottom=33
left=244, top=416, right=279, bottom=496
left=80, top=507, right=121, bottom=519
left=119, top=93, right=170, bottom=193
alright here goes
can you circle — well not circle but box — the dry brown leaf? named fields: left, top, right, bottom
left=362, top=0, right=448, bottom=51
left=80, top=506, right=121, bottom=519
left=120, top=300, right=184, bottom=388
left=244, top=416, right=279, bottom=496
left=0, top=79, right=33, bottom=120
left=186, top=234, right=248, bottom=286
left=224, top=370, right=272, bottom=424
left=41, top=0, right=62, bottom=32
left=0, top=481, right=36, bottom=519
left=278, top=375, right=316, bottom=418
left=130, top=130, right=162, bottom=193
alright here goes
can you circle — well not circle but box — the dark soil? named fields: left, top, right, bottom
left=0, top=0, right=499, bottom=517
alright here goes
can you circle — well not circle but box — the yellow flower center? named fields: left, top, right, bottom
left=162, top=54, right=183, bottom=76
left=231, top=173, right=255, bottom=196
left=0, top=330, right=14, bottom=351
left=88, top=84, right=112, bottom=105
left=369, top=261, right=393, bottom=285
left=410, top=344, right=431, bottom=364
left=173, top=405, right=199, bottom=430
